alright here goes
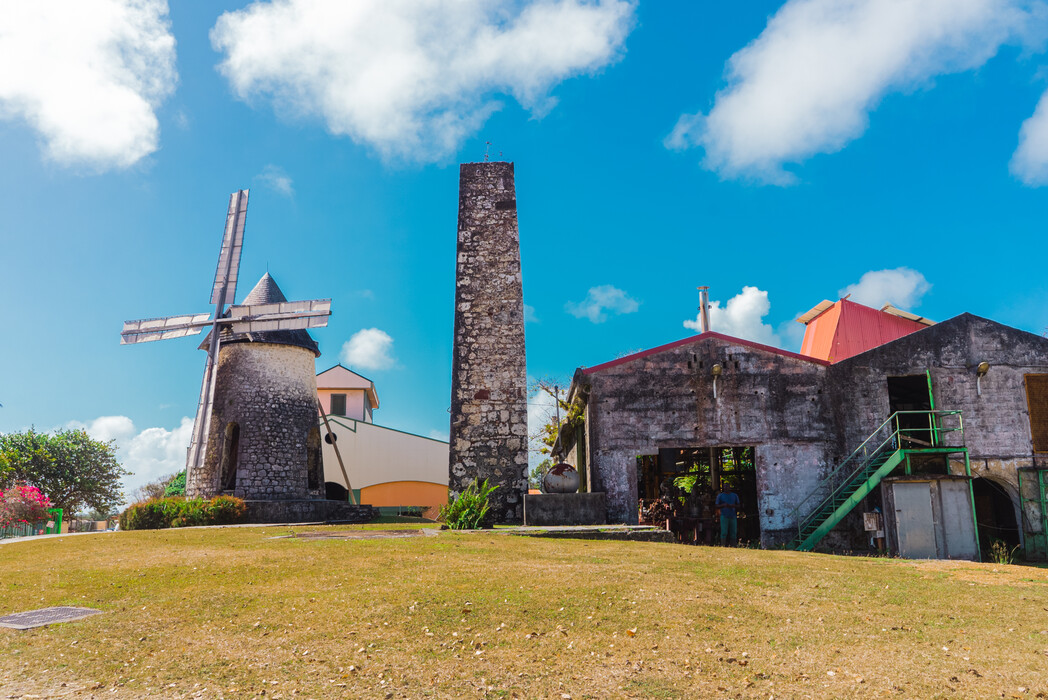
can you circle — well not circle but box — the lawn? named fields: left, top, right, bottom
left=1, top=524, right=1047, bottom=698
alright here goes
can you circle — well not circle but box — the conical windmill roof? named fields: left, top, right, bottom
left=199, top=273, right=321, bottom=356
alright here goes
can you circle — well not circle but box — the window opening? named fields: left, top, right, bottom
left=1026, top=374, right=1048, bottom=452
left=330, top=393, right=347, bottom=417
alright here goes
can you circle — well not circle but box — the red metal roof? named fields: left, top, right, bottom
left=582, top=331, right=830, bottom=375
left=798, top=298, right=928, bottom=363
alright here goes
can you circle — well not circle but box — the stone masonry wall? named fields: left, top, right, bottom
left=829, top=314, right=1048, bottom=539
left=448, top=161, right=528, bottom=522
left=190, top=342, right=323, bottom=501
left=582, top=336, right=836, bottom=537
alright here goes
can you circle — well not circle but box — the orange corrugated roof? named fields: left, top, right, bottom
left=798, top=299, right=931, bottom=363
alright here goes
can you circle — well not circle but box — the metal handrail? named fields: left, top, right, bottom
left=789, top=410, right=964, bottom=535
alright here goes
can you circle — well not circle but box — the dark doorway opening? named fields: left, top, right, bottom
left=972, top=477, right=1020, bottom=555
left=325, top=481, right=349, bottom=501
left=640, top=446, right=760, bottom=544
left=220, top=423, right=240, bottom=492
left=887, top=375, right=933, bottom=447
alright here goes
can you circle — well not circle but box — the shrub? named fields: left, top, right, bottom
left=206, top=495, right=246, bottom=525
left=163, top=471, right=186, bottom=497
left=0, top=484, right=52, bottom=528
left=439, top=478, right=498, bottom=530
left=988, top=539, right=1020, bottom=565
left=120, top=495, right=247, bottom=530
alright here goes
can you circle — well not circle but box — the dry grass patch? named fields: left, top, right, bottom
left=1, top=525, right=1047, bottom=698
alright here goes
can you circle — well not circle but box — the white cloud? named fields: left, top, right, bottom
left=211, top=0, right=635, bottom=162
left=256, top=164, right=294, bottom=196
left=0, top=0, right=177, bottom=170
left=341, top=328, right=395, bottom=370
left=684, top=286, right=781, bottom=347
left=427, top=428, right=449, bottom=442
left=839, top=267, right=931, bottom=309
left=524, top=304, right=538, bottom=323
left=565, top=285, right=639, bottom=323
left=1011, top=90, right=1048, bottom=184
left=68, top=415, right=193, bottom=497
left=668, top=0, right=1032, bottom=183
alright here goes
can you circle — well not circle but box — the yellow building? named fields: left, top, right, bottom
left=317, top=365, right=448, bottom=517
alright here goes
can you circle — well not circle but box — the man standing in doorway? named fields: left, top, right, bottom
left=716, top=482, right=741, bottom=547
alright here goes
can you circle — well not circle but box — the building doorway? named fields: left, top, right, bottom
left=640, top=446, right=760, bottom=543
left=972, top=477, right=1020, bottom=555
left=887, top=375, right=933, bottom=447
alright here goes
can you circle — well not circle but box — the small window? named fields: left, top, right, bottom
left=330, top=393, right=347, bottom=416
left=1026, top=374, right=1048, bottom=452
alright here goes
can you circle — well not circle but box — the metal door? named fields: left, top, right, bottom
left=895, top=481, right=936, bottom=559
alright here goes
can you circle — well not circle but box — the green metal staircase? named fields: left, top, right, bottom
left=789, top=410, right=966, bottom=552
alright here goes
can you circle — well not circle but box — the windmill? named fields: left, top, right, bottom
left=121, top=189, right=332, bottom=479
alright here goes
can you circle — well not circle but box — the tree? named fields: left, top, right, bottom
left=0, top=428, right=129, bottom=514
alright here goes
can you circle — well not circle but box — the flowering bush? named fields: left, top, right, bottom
left=0, top=484, right=52, bottom=528
left=120, top=495, right=247, bottom=530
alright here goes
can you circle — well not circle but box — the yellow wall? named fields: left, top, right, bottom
left=360, top=481, right=448, bottom=509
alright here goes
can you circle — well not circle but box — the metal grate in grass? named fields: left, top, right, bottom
left=0, top=607, right=102, bottom=630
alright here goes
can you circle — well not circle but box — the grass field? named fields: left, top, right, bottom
left=2, top=523, right=1047, bottom=698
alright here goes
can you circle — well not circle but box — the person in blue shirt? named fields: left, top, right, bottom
left=715, top=482, right=742, bottom=547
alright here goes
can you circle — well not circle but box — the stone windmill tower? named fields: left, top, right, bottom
left=195, top=272, right=325, bottom=502
left=122, top=189, right=375, bottom=523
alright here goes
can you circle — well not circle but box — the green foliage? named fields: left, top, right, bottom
left=0, top=428, right=128, bottom=514
left=120, top=496, right=247, bottom=531
left=987, top=539, right=1021, bottom=565
left=529, top=458, right=552, bottom=489
left=439, top=479, right=498, bottom=530
left=164, top=471, right=187, bottom=497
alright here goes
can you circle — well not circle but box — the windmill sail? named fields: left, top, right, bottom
left=210, top=189, right=249, bottom=306
left=120, top=313, right=212, bottom=344
left=227, top=299, right=331, bottom=333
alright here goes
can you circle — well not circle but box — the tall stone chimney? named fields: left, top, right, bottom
left=448, top=161, right=528, bottom=522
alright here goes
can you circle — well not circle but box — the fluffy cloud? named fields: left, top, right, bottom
left=0, top=0, right=177, bottom=170
left=256, top=164, right=294, bottom=196
left=667, top=0, right=1031, bottom=183
left=684, top=286, right=781, bottom=347
left=1011, top=90, right=1048, bottom=184
left=524, top=304, right=539, bottom=323
left=839, top=267, right=931, bottom=309
left=69, top=415, right=193, bottom=496
left=341, top=328, right=396, bottom=370
left=211, top=0, right=635, bottom=162
left=565, top=285, right=639, bottom=323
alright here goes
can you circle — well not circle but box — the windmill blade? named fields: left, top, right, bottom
left=226, top=299, right=331, bottom=333
left=121, top=313, right=213, bottom=344
left=210, top=189, right=249, bottom=306
left=186, top=349, right=219, bottom=476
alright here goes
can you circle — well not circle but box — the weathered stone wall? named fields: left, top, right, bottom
left=448, top=161, right=528, bottom=522
left=581, top=336, right=836, bottom=535
left=190, top=342, right=322, bottom=501
left=829, top=314, right=1048, bottom=539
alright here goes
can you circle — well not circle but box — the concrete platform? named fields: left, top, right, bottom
left=523, top=492, right=606, bottom=526
left=439, top=524, right=675, bottom=543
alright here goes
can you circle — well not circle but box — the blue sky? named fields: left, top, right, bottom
left=2, top=0, right=1047, bottom=494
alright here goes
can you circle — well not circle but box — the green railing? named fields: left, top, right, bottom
left=789, top=411, right=964, bottom=548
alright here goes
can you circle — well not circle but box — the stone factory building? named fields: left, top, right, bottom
left=448, top=161, right=529, bottom=523
left=561, top=299, right=1048, bottom=560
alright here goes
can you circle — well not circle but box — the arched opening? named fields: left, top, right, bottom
left=306, top=427, right=322, bottom=491
left=325, top=481, right=349, bottom=501
left=220, top=422, right=240, bottom=492
left=972, top=477, right=1020, bottom=555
